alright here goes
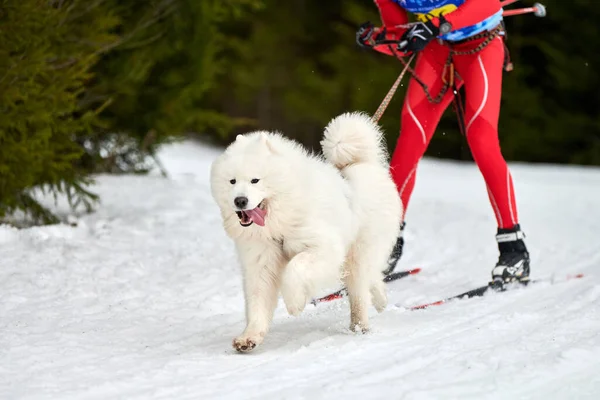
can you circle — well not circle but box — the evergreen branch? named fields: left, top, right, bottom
left=95, top=0, right=177, bottom=55
left=115, top=31, right=166, bottom=51
left=60, top=0, right=109, bottom=25
left=16, top=193, right=60, bottom=225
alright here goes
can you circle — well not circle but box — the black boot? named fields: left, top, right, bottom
left=490, top=224, right=531, bottom=287
left=384, top=221, right=405, bottom=276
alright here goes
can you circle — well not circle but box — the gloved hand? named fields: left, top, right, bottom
left=356, top=22, right=376, bottom=48
left=398, top=17, right=452, bottom=53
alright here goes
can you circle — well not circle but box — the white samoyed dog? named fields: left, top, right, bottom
left=210, top=112, right=402, bottom=353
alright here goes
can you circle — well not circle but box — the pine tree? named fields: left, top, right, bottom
left=1, top=0, right=261, bottom=225
left=79, top=0, right=263, bottom=174
left=0, top=0, right=120, bottom=224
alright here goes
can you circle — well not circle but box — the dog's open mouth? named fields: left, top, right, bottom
left=236, top=201, right=266, bottom=227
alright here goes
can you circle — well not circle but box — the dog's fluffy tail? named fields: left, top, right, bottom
left=321, top=111, right=388, bottom=170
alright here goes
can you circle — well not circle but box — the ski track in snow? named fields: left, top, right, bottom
left=1, top=140, right=599, bottom=400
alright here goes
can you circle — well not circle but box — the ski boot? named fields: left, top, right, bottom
left=490, top=224, right=531, bottom=289
left=384, top=221, right=406, bottom=276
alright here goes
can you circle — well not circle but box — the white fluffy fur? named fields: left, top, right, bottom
left=210, top=111, right=402, bottom=353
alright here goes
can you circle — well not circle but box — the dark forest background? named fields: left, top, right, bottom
left=1, top=0, right=598, bottom=224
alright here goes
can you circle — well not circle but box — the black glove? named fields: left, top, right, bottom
left=398, top=17, right=452, bottom=53
left=356, top=22, right=375, bottom=48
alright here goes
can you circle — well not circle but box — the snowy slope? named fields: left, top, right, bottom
left=1, top=139, right=599, bottom=400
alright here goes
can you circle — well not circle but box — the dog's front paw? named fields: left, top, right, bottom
left=283, top=291, right=307, bottom=316
left=232, top=333, right=264, bottom=353
left=281, top=264, right=309, bottom=316
left=285, top=299, right=306, bottom=316
left=349, top=322, right=370, bottom=334
left=281, top=285, right=307, bottom=316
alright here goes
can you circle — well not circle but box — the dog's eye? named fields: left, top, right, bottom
left=251, top=178, right=260, bottom=184
left=229, top=179, right=236, bottom=185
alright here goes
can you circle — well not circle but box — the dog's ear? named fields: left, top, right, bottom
left=235, top=134, right=247, bottom=142
left=260, top=132, right=277, bottom=154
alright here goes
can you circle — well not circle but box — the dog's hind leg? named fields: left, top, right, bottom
left=345, top=237, right=391, bottom=332
left=344, top=244, right=373, bottom=333
left=233, top=245, right=284, bottom=353
left=366, top=236, right=395, bottom=315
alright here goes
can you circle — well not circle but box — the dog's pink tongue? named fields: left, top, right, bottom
left=246, top=207, right=266, bottom=226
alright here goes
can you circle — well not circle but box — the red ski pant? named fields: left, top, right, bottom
left=390, top=35, right=519, bottom=229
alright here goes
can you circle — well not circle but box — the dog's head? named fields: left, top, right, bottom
left=210, top=131, right=282, bottom=229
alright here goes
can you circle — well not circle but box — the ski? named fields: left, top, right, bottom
left=311, top=267, right=422, bottom=305
left=407, top=273, right=585, bottom=311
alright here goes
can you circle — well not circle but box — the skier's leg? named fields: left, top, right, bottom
left=385, top=41, right=457, bottom=274
left=454, top=35, right=530, bottom=284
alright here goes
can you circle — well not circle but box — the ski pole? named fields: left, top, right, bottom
left=503, top=3, right=546, bottom=17
left=500, top=0, right=522, bottom=7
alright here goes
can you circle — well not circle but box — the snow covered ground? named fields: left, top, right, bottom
left=1, top=139, right=599, bottom=400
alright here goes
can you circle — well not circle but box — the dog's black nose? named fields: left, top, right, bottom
left=234, top=196, right=248, bottom=209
